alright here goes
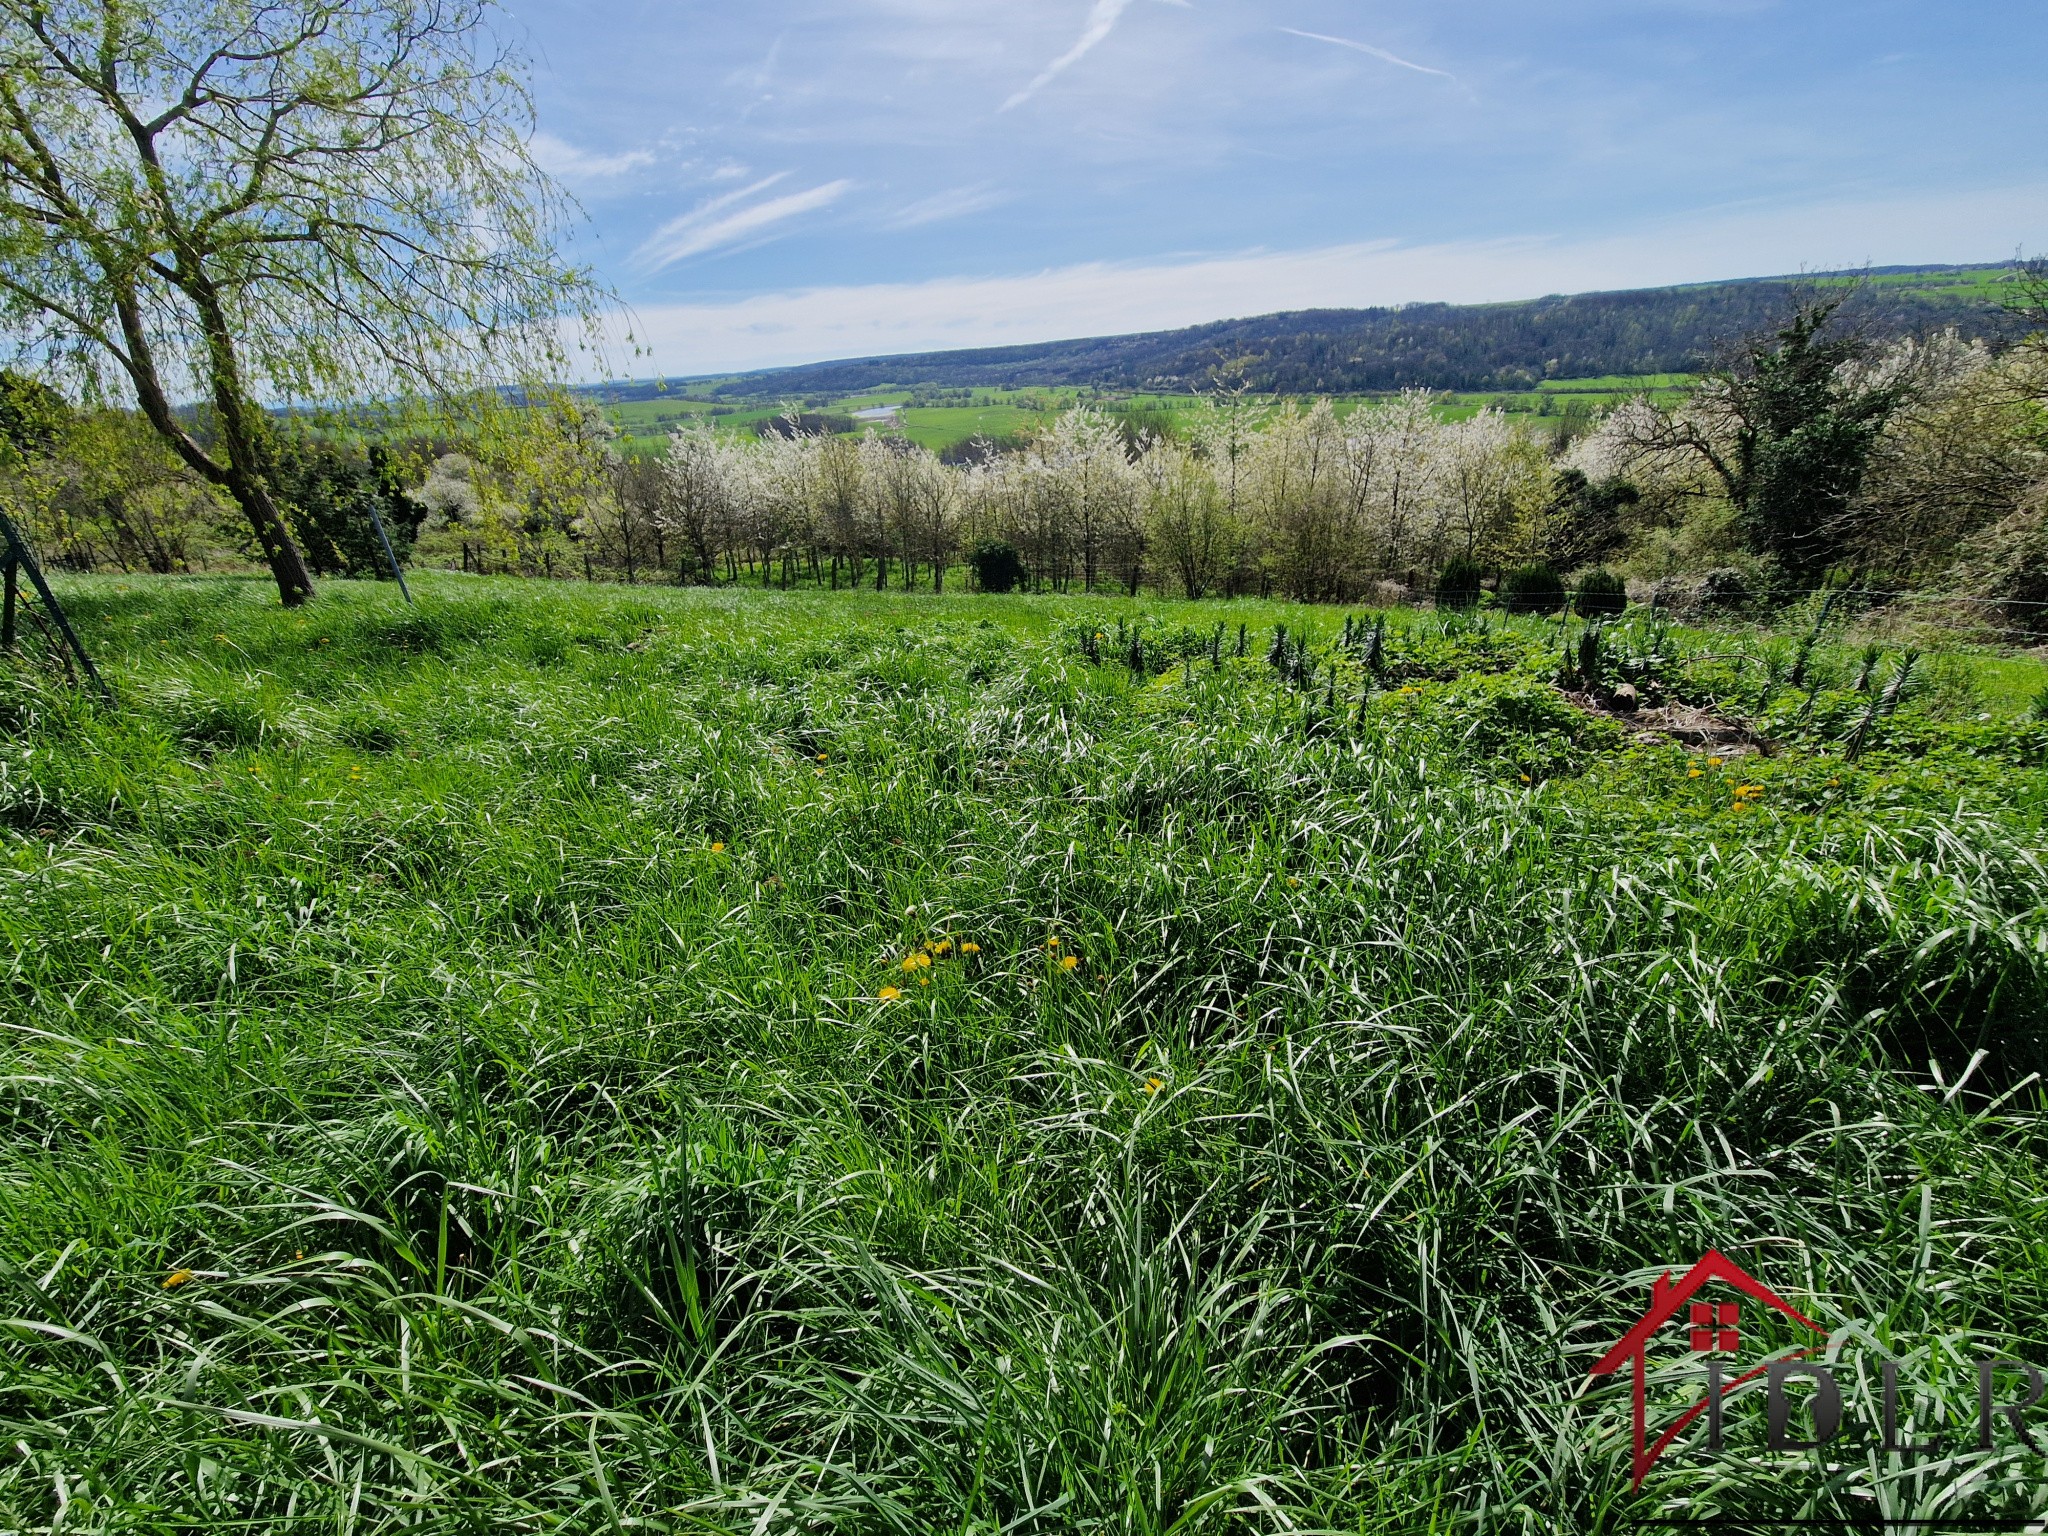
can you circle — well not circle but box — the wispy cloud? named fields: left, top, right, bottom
left=884, top=185, right=1012, bottom=229
left=1002, top=0, right=1137, bottom=112
left=632, top=175, right=853, bottom=272
left=1279, top=28, right=1456, bottom=82
left=529, top=132, right=659, bottom=181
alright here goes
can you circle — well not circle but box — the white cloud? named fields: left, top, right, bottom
left=1278, top=28, right=1456, bottom=82
left=884, top=185, right=1012, bottom=229
left=1001, top=0, right=1137, bottom=112
left=529, top=131, right=659, bottom=181
left=631, top=175, right=854, bottom=272
left=609, top=182, right=2046, bottom=377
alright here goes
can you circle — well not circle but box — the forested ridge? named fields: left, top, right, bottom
left=642, top=266, right=2020, bottom=400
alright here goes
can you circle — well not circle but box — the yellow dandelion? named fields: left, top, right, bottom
left=1046, top=936, right=1061, bottom=949
left=163, top=1269, right=195, bottom=1288
left=917, top=974, right=931, bottom=986
left=814, top=768, right=826, bottom=777
left=1060, top=954, right=1080, bottom=972
left=1518, top=773, right=1532, bottom=784
left=816, top=752, right=829, bottom=762
left=933, top=939, right=953, bottom=956
left=1286, top=876, right=1302, bottom=888
left=1827, top=777, right=1841, bottom=787
left=960, top=942, right=980, bottom=955
left=1144, top=1077, right=1163, bottom=1095
left=1708, top=755, right=1724, bottom=767
left=710, top=841, right=726, bottom=853
left=1688, top=768, right=1702, bottom=779
left=878, top=985, right=902, bottom=1001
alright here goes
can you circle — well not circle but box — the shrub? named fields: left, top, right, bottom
left=1574, top=569, right=1628, bottom=618
left=1697, top=567, right=1752, bottom=611
left=268, top=438, right=422, bottom=579
left=1435, top=556, right=1484, bottom=610
left=1500, top=563, right=1566, bottom=615
left=965, top=540, right=1027, bottom=594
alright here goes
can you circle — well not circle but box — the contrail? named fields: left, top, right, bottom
left=1280, top=27, right=1456, bottom=81
left=1003, top=0, right=1137, bottom=112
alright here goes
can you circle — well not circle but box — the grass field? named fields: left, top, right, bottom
left=597, top=380, right=1697, bottom=454
left=4, top=575, right=2047, bottom=1531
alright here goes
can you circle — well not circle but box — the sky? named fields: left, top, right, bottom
left=503, top=0, right=2048, bottom=379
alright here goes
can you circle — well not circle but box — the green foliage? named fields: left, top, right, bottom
left=1574, top=567, right=1628, bottom=617
left=965, top=538, right=1027, bottom=593
left=1, top=576, right=2046, bottom=1529
left=0, top=368, right=66, bottom=466
left=1435, top=555, right=1485, bottom=609
left=1543, top=468, right=1640, bottom=569
left=265, top=438, right=424, bottom=578
left=1500, top=561, right=1567, bottom=614
left=1720, top=297, right=1915, bottom=584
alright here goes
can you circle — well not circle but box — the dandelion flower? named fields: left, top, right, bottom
left=163, top=1269, right=195, bottom=1288
left=1286, top=876, right=1302, bottom=888
left=1688, top=768, right=1702, bottom=779
left=1518, top=773, right=1532, bottom=784
left=960, top=942, right=981, bottom=955
left=1046, top=936, right=1061, bottom=949
left=917, top=974, right=931, bottom=986
left=1827, top=778, right=1841, bottom=787
left=1708, top=755, right=1724, bottom=767
left=814, top=768, right=826, bottom=777
left=1144, top=1077, right=1163, bottom=1095
left=816, top=753, right=829, bottom=762
left=710, top=842, right=726, bottom=853
left=1060, top=954, right=1080, bottom=972
left=878, top=985, right=902, bottom=1001
left=933, top=939, right=953, bottom=956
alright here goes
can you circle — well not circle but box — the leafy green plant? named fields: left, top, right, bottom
left=965, top=539, right=1027, bottom=593
left=1435, top=555, right=1484, bottom=609
left=1574, top=568, right=1628, bottom=618
left=1500, top=561, right=1566, bottom=614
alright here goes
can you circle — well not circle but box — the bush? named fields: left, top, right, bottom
left=1500, top=563, right=1566, bottom=615
left=1435, top=556, right=1484, bottom=610
left=965, top=539, right=1027, bottom=594
left=268, top=438, right=423, bottom=579
left=1574, top=568, right=1628, bottom=618
left=1697, top=567, right=1752, bottom=612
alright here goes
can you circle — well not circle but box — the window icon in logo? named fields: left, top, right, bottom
left=1690, top=1302, right=1739, bottom=1354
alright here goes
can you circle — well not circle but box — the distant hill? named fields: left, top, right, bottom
left=593, top=265, right=2025, bottom=404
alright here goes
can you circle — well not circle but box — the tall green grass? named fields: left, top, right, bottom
left=2, top=575, right=2045, bottom=1532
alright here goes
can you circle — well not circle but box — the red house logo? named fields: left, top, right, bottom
left=1589, top=1250, right=1828, bottom=1489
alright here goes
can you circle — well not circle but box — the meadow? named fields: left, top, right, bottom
left=3, top=574, right=2047, bottom=1532
left=595, top=380, right=1698, bottom=456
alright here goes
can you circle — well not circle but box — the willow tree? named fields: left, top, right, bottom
left=0, top=0, right=599, bottom=605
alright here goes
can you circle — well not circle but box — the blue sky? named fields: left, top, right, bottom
left=505, top=0, right=2048, bottom=377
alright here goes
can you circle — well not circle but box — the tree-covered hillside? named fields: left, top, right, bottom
left=671, top=266, right=2020, bottom=399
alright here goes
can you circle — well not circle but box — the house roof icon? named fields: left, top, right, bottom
left=1590, top=1249, right=1828, bottom=1488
